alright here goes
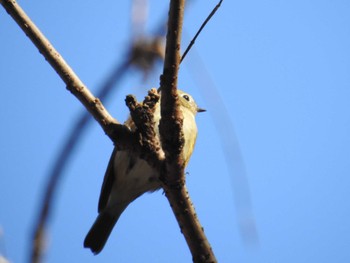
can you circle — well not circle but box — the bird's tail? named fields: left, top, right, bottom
left=84, top=212, right=119, bottom=254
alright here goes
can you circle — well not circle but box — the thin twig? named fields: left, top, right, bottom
left=159, top=0, right=217, bottom=262
left=180, top=0, right=223, bottom=63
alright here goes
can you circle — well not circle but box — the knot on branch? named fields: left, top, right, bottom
left=125, top=89, right=163, bottom=167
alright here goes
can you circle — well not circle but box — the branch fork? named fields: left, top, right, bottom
left=1, top=0, right=218, bottom=262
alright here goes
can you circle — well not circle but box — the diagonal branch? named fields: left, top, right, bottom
left=159, top=0, right=217, bottom=262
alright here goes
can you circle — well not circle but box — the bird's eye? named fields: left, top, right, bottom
left=182, top=94, right=190, bottom=101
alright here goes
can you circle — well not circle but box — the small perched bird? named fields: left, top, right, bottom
left=84, top=90, right=205, bottom=254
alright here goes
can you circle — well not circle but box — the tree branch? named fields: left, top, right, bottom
left=160, top=0, right=185, bottom=181
left=159, top=0, right=217, bottom=262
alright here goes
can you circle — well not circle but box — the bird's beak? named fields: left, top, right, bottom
left=197, top=107, right=206, bottom=113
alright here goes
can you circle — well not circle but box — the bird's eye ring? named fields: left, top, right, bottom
left=182, top=94, right=190, bottom=101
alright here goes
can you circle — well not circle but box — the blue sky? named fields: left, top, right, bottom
left=1, top=0, right=350, bottom=262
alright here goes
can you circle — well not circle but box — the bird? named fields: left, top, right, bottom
left=84, top=89, right=205, bottom=254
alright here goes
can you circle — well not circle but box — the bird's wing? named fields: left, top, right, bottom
left=98, top=148, right=117, bottom=213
